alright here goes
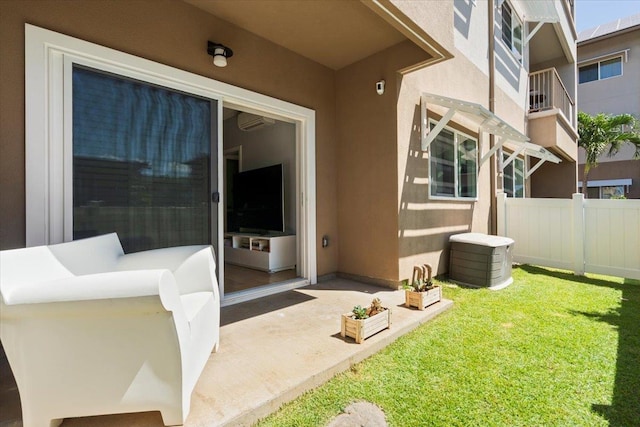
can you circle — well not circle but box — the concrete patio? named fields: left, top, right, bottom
left=0, top=278, right=452, bottom=427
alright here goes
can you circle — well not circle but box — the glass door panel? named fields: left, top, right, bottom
left=72, top=66, right=218, bottom=255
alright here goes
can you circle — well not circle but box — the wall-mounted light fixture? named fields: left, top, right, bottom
left=207, top=41, right=233, bottom=67
left=376, top=80, right=385, bottom=95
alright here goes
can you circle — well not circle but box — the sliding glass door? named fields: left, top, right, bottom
left=72, top=66, right=218, bottom=254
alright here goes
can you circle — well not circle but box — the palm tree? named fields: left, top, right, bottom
left=577, top=111, right=640, bottom=198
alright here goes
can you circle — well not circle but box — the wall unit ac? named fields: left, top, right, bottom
left=237, top=112, right=276, bottom=131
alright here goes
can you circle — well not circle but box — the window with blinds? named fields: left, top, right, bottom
left=578, top=57, right=623, bottom=84
left=72, top=66, right=216, bottom=253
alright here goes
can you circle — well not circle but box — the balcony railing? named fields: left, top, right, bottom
left=528, top=67, right=575, bottom=127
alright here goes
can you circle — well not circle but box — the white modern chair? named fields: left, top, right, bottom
left=0, top=233, right=220, bottom=426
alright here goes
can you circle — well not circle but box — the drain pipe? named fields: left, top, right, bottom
left=488, top=0, right=497, bottom=235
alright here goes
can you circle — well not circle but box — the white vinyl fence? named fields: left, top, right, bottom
left=497, top=193, right=640, bottom=280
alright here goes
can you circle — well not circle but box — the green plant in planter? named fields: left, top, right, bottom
left=352, top=305, right=369, bottom=320
left=352, top=298, right=387, bottom=319
left=405, top=264, right=436, bottom=292
left=367, top=297, right=385, bottom=316
left=404, top=278, right=425, bottom=292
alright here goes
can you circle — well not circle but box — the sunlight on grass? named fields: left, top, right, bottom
left=256, top=265, right=639, bottom=427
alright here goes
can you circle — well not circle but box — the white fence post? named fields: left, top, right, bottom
left=496, top=192, right=507, bottom=236
left=572, top=193, right=585, bottom=276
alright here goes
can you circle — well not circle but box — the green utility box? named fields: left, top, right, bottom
left=449, top=233, right=514, bottom=290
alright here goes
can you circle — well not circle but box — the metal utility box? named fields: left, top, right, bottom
left=449, top=233, right=514, bottom=290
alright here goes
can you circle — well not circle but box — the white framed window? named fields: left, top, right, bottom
left=501, top=1, right=523, bottom=62
left=579, top=56, right=623, bottom=83
left=429, top=121, right=478, bottom=200
left=502, top=152, right=525, bottom=198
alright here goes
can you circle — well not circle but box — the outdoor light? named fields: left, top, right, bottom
left=207, top=41, right=233, bottom=67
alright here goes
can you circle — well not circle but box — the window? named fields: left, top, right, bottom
left=579, top=57, right=622, bottom=83
left=583, top=185, right=625, bottom=199
left=601, top=185, right=625, bottom=199
left=579, top=179, right=632, bottom=199
left=600, top=58, right=622, bottom=79
left=501, top=1, right=523, bottom=61
left=502, top=152, right=525, bottom=198
left=430, top=122, right=478, bottom=199
left=586, top=187, right=599, bottom=199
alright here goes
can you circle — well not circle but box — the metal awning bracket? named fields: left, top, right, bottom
left=480, top=136, right=506, bottom=167
left=421, top=107, right=456, bottom=151
left=501, top=145, right=526, bottom=170
left=526, top=159, right=546, bottom=178
left=525, top=21, right=545, bottom=45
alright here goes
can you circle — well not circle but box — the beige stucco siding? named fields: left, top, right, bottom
left=392, top=0, right=455, bottom=57
left=528, top=114, right=579, bottom=161
left=530, top=159, right=578, bottom=198
left=335, top=41, right=430, bottom=286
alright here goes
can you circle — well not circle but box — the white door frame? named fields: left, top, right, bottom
left=25, top=24, right=318, bottom=303
left=223, top=146, right=243, bottom=234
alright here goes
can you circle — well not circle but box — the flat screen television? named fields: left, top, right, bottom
left=232, top=164, right=284, bottom=233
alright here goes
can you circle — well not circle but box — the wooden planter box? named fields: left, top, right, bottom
left=340, top=309, right=391, bottom=344
left=405, top=286, right=442, bottom=311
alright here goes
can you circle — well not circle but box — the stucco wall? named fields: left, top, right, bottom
left=335, top=40, right=429, bottom=286
left=393, top=0, right=455, bottom=56
left=453, top=0, right=490, bottom=75
left=530, top=159, right=578, bottom=198
left=0, top=0, right=340, bottom=275
left=527, top=114, right=578, bottom=198
left=528, top=114, right=578, bottom=161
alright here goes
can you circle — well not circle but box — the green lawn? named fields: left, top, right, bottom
left=257, top=265, right=640, bottom=427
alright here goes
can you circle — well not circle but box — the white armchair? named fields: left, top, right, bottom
left=0, top=233, right=220, bottom=426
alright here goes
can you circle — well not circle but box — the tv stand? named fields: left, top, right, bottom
left=224, top=233, right=296, bottom=273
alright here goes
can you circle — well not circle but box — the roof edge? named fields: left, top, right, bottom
left=579, top=24, right=640, bottom=46
left=578, top=17, right=640, bottom=45
left=361, top=0, right=453, bottom=68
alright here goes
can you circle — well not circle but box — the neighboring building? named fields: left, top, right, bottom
left=0, top=0, right=577, bottom=300
left=577, top=13, right=640, bottom=199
